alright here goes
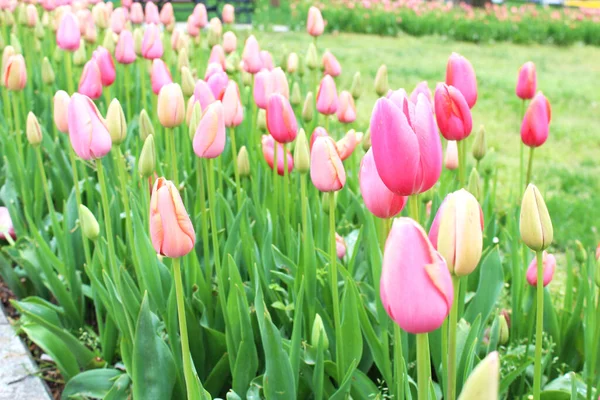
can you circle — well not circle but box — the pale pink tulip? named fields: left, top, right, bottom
left=444, top=140, right=459, bottom=170
left=322, top=50, right=341, bottom=77
left=57, top=12, right=81, bottom=51
left=78, top=59, right=103, bottom=99
left=310, top=136, right=346, bottom=192
left=222, top=4, right=234, bottom=24
left=115, top=29, right=136, bottom=64
left=92, top=46, right=115, bottom=86
left=337, top=90, right=356, bottom=123
left=242, top=35, right=262, bottom=74
left=223, top=31, right=237, bottom=54
left=222, top=81, right=243, bottom=127
left=193, top=101, right=226, bottom=158
left=316, top=75, right=338, bottom=115
left=142, top=24, right=163, bottom=60
left=307, top=6, right=324, bottom=36
left=68, top=93, right=112, bottom=159
left=151, top=58, right=173, bottom=95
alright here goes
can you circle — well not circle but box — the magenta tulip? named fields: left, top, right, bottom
left=266, top=94, right=297, bottom=144
left=434, top=83, right=473, bottom=141
left=446, top=52, right=477, bottom=108
left=516, top=61, right=537, bottom=100
left=521, top=92, right=551, bottom=148
left=68, top=93, right=112, bottom=160
left=261, top=134, right=294, bottom=176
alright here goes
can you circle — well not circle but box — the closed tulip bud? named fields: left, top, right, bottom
left=472, top=125, right=486, bottom=161
left=102, top=30, right=116, bottom=54
left=3, top=54, right=26, bottom=91
left=110, top=7, right=126, bottom=34
left=53, top=90, right=70, bottom=133
left=302, top=91, right=314, bottom=122
left=26, top=112, right=42, bottom=146
left=92, top=46, right=116, bottom=87
left=287, top=52, right=299, bottom=74
left=73, top=41, right=87, bottom=66
left=41, top=57, right=55, bottom=84
left=186, top=98, right=200, bottom=137
left=526, top=251, right=556, bottom=287
left=520, top=184, right=553, bottom=252
left=498, top=314, right=509, bottom=345
left=307, top=6, right=324, bottom=37
left=337, top=90, right=356, bottom=124
left=142, top=24, right=163, bottom=60
left=429, top=189, right=484, bottom=276
left=78, top=59, right=102, bottom=99
left=306, top=42, right=318, bottom=70
left=150, top=177, right=195, bottom=258
left=467, top=168, right=481, bottom=199
left=445, top=140, right=459, bottom=170
left=521, top=92, right=551, bottom=148
left=181, top=66, right=195, bottom=97
left=516, top=61, right=536, bottom=100
left=360, top=148, right=406, bottom=219
left=57, top=12, right=80, bottom=51
left=260, top=50, right=274, bottom=71
left=138, top=135, right=156, bottom=178
left=446, top=52, right=477, bottom=109
left=158, top=83, right=185, bottom=128
left=133, top=28, right=143, bottom=55
left=362, top=129, right=371, bottom=151
left=271, top=67, right=289, bottom=99
left=294, top=129, right=310, bottom=174
left=193, top=101, right=226, bottom=158
left=35, top=24, right=45, bottom=40
left=574, top=240, right=587, bottom=264
left=115, top=29, right=136, bottom=64
left=79, top=204, right=100, bottom=241
left=257, top=108, right=267, bottom=131
left=435, top=83, right=472, bottom=141
left=68, top=93, right=112, bottom=160
left=2, top=45, right=16, bottom=79
left=290, top=82, right=302, bottom=106
left=316, top=75, right=338, bottom=115
left=193, top=79, right=216, bottom=111
left=237, top=146, right=250, bottom=177
left=223, top=31, right=236, bottom=54
left=178, top=47, right=190, bottom=70
left=311, top=314, right=329, bottom=350
left=322, top=50, right=341, bottom=77
left=207, top=18, right=222, bottom=47
left=145, top=2, right=160, bottom=25
left=209, top=45, right=226, bottom=70
left=351, top=71, right=362, bottom=100
left=253, top=69, right=273, bottom=109
left=374, top=64, right=389, bottom=96
left=139, top=109, right=154, bottom=141
left=241, top=70, right=252, bottom=87
left=106, top=99, right=127, bottom=145
left=160, top=2, right=175, bottom=26
left=242, top=35, right=261, bottom=74
left=382, top=218, right=453, bottom=333
left=310, top=137, right=345, bottom=192
left=457, top=352, right=499, bottom=400
left=222, top=81, right=244, bottom=128
left=261, top=134, right=294, bottom=176
left=266, top=94, right=297, bottom=143
left=151, top=59, right=173, bottom=95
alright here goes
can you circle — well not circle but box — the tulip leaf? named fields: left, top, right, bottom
left=62, top=369, right=123, bottom=399
left=464, top=248, right=503, bottom=332
left=103, top=373, right=132, bottom=400
left=339, top=277, right=363, bottom=382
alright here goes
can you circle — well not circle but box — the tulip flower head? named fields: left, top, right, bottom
left=145, top=1, right=160, bottom=24
left=446, top=52, right=477, bottom=108
left=242, top=35, right=262, bottom=74
left=526, top=252, right=556, bottom=287
left=294, top=129, right=310, bottom=174
left=457, top=352, right=499, bottom=400
left=310, top=126, right=329, bottom=151
left=160, top=2, right=174, bottom=26
left=336, top=233, right=346, bottom=259
left=193, top=79, right=216, bottom=111
left=151, top=58, right=173, bottom=95
left=157, top=83, right=185, bottom=128
left=193, top=101, right=226, bottom=159
left=253, top=69, right=273, bottom=109
left=68, top=93, right=112, bottom=160
left=266, top=94, right=297, bottom=143
left=337, top=90, right=356, bottom=124
left=222, top=4, right=234, bottom=24
left=3, top=54, right=26, bottom=91
left=57, top=12, right=80, bottom=51
left=336, top=129, right=360, bottom=161
left=106, top=99, right=127, bottom=144
left=129, top=2, right=143, bottom=24
left=92, top=46, right=115, bottom=86
left=78, top=59, right=102, bottom=99
left=222, top=80, right=244, bottom=128
left=223, top=31, right=237, bottom=54
left=150, top=177, right=195, bottom=258
left=381, top=218, right=453, bottom=334
left=209, top=44, right=226, bottom=70
left=307, top=6, right=324, bottom=37
left=54, top=90, right=70, bottom=133
left=110, top=7, right=126, bottom=34
left=445, top=140, right=459, bottom=170
left=322, top=50, right=341, bottom=77
left=434, top=83, right=473, bottom=141
left=374, top=64, right=389, bottom=96
left=516, top=61, right=536, bottom=100
left=193, top=3, right=208, bottom=27
left=0, top=207, right=16, bottom=241
left=310, top=136, right=346, bottom=192
left=521, top=92, right=551, bottom=148
left=520, top=184, right=553, bottom=252
left=206, top=67, right=229, bottom=100
left=115, top=29, right=136, bottom=64
left=142, top=24, right=163, bottom=60
left=261, top=134, right=294, bottom=176
left=410, top=81, right=433, bottom=105
left=316, top=75, right=339, bottom=115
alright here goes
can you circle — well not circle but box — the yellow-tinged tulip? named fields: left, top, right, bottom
left=26, top=112, right=42, bottom=146
left=457, top=352, right=499, bottom=400
left=138, top=135, right=155, bottom=178
left=374, top=64, right=389, bottom=96
left=306, top=42, right=318, bottom=70
left=302, top=91, right=314, bottom=122
left=42, top=57, right=55, bottom=84
left=520, top=184, right=553, bottom=252
left=157, top=83, right=185, bottom=128
left=472, top=124, right=486, bottom=161
left=178, top=47, right=190, bottom=71
left=311, top=313, right=329, bottom=350
left=187, top=100, right=202, bottom=140
left=3, top=54, right=27, bottom=91
left=294, top=128, right=309, bottom=174
left=237, top=146, right=250, bottom=177
left=291, top=81, right=302, bottom=106
left=498, top=314, right=509, bottom=345
left=79, top=205, right=100, bottom=241
left=106, top=99, right=127, bottom=145
left=181, top=66, right=195, bottom=97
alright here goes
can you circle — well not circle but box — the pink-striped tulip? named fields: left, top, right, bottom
left=521, top=92, right=551, bottom=148
left=446, top=52, right=477, bottom=108
left=242, top=35, right=262, bottom=74
left=336, top=233, right=346, bottom=259
left=526, top=252, right=556, bottom=287
left=3, top=55, right=27, bottom=91
left=109, top=7, right=126, bottom=34
left=207, top=68, right=229, bottom=100
left=371, top=95, right=442, bottom=196
left=145, top=1, right=160, bottom=24
left=337, top=90, right=356, bottom=123
left=428, top=189, right=484, bottom=276
left=150, top=178, right=195, bottom=258
left=359, top=148, right=407, bottom=219
left=445, top=140, right=459, bottom=170
left=410, top=81, right=433, bottom=105
left=92, top=46, right=115, bottom=86
left=260, top=50, right=274, bottom=71
left=129, top=3, right=143, bottom=24
left=159, top=3, right=174, bottom=26
left=261, top=134, right=294, bottom=176
left=310, top=126, right=329, bottom=151
left=310, top=136, right=346, bottom=192
left=222, top=81, right=243, bottom=127
left=322, top=50, right=341, bottom=77
left=57, top=12, right=80, bottom=51
left=434, top=83, right=472, bottom=141
left=266, top=94, right=297, bottom=143
left=516, top=61, right=536, bottom=100
left=151, top=59, right=173, bottom=95
left=53, top=90, right=70, bottom=133
left=316, top=75, right=338, bottom=115
left=115, top=29, right=136, bottom=64
left=0, top=207, right=16, bottom=240
left=193, top=101, right=226, bottom=158
left=192, top=3, right=208, bottom=27
left=381, top=218, right=453, bottom=334
left=142, top=24, right=163, bottom=60
left=223, top=31, right=237, bottom=54
left=193, top=80, right=216, bottom=110
left=78, top=59, right=103, bottom=99
left=336, top=130, right=360, bottom=161
left=307, top=6, right=324, bottom=37
left=222, top=4, right=234, bottom=24
left=209, top=45, right=226, bottom=70
left=253, top=69, right=273, bottom=109
left=157, top=83, right=185, bottom=128
left=68, top=93, right=112, bottom=160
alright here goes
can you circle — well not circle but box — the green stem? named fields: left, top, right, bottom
left=519, top=99, right=526, bottom=191
left=300, top=174, right=315, bottom=329
left=169, top=127, right=178, bottom=186
left=526, top=146, right=535, bottom=188
left=417, top=333, right=431, bottom=400
left=68, top=147, right=92, bottom=269
left=125, top=65, right=132, bottom=122
left=103, top=88, right=111, bottom=114
left=283, top=142, right=290, bottom=245
left=447, top=275, right=461, bottom=400
left=96, top=159, right=118, bottom=279
left=533, top=250, right=544, bottom=400
left=273, top=139, right=279, bottom=242
left=172, top=257, right=196, bottom=400
left=409, top=195, right=419, bottom=222
left=229, top=127, right=242, bottom=209
left=458, top=139, right=466, bottom=188
left=393, top=324, right=405, bottom=400
left=328, top=193, right=343, bottom=383
left=12, top=92, right=24, bottom=162
left=64, top=50, right=75, bottom=95
left=197, top=158, right=212, bottom=296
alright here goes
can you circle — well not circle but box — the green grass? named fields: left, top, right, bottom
left=254, top=31, right=600, bottom=249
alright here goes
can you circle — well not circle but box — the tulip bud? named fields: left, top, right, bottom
left=102, top=30, right=115, bottom=54
left=302, top=91, right=314, bottom=122
left=53, top=46, right=62, bottom=64
left=472, top=125, right=486, bottom=161
left=310, top=137, right=346, bottom=192
left=496, top=314, right=509, bottom=345
left=181, top=66, right=196, bottom=97
left=306, top=42, right=318, bottom=70
left=133, top=28, right=143, bottom=56
left=291, top=82, right=302, bottom=106
left=446, top=52, right=478, bottom=109
left=79, top=205, right=100, bottom=241
left=178, top=47, right=190, bottom=71
left=10, top=34, right=22, bottom=54
left=237, top=146, right=250, bottom=177
left=311, top=313, right=329, bottom=350
left=138, top=135, right=156, bottom=178
left=106, top=99, right=127, bottom=145
left=241, top=70, right=252, bottom=87
left=361, top=128, right=371, bottom=152
left=73, top=41, right=87, bottom=66
left=3, top=54, right=27, bottom=91
left=526, top=251, right=556, bottom=288
left=294, top=128, right=310, bottom=174
left=350, top=71, right=362, bottom=100
left=520, top=184, right=553, bottom=252
left=139, top=109, right=155, bottom=141
left=467, top=168, right=481, bottom=199
left=257, top=108, right=267, bottom=131
left=374, top=64, right=389, bottom=96
left=287, top=52, right=299, bottom=74
left=53, top=90, right=70, bottom=133
left=41, top=57, right=55, bottom=84
left=157, top=83, right=185, bottom=128
left=26, top=112, right=43, bottom=146
left=434, top=83, right=472, bottom=141
left=574, top=240, right=587, bottom=264
left=35, top=24, right=45, bottom=40
left=457, top=352, right=499, bottom=400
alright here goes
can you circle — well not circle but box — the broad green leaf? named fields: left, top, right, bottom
left=62, top=369, right=122, bottom=399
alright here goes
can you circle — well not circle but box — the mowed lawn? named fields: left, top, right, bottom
left=253, top=31, right=600, bottom=248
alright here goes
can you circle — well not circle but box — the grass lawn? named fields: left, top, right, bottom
left=252, top=30, right=600, bottom=249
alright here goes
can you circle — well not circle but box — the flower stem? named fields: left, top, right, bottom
left=328, top=192, right=342, bottom=384
left=272, top=139, right=279, bottom=242
left=282, top=142, right=290, bottom=245
left=409, top=194, right=419, bottom=222
left=519, top=99, right=526, bottom=191
left=64, top=50, right=75, bottom=95
left=393, top=324, right=405, bottom=400
left=416, top=333, right=431, bottom=400
left=229, top=127, right=242, bottom=209
left=447, top=274, right=461, bottom=400
left=68, top=147, right=92, bottom=268
left=526, top=146, right=535, bottom=188
left=197, top=158, right=211, bottom=296
left=169, top=127, right=178, bottom=186
left=96, top=159, right=118, bottom=279
left=458, top=139, right=466, bottom=188
left=12, top=92, right=24, bottom=162
left=533, top=250, right=544, bottom=400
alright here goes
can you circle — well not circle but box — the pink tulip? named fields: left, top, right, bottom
left=387, top=89, right=414, bottom=122
left=266, top=94, right=297, bottom=143
left=336, top=130, right=359, bottom=161
left=260, top=50, right=274, bottom=71
left=129, top=2, right=143, bottom=24
left=222, top=81, right=243, bottom=127
left=261, top=134, right=294, bottom=176
left=521, top=92, right=551, bottom=148
left=271, top=67, right=289, bottom=99
left=193, top=80, right=216, bottom=111
left=222, top=4, right=234, bottom=24
left=310, top=136, right=346, bottom=192
left=337, top=90, right=356, bottom=123
left=446, top=52, right=477, bottom=108
left=360, top=149, right=407, bottom=219
left=516, top=61, right=536, bottom=100
left=3, top=55, right=27, bottom=91
left=444, top=140, right=459, bottom=170
left=142, top=24, right=163, bottom=60
left=150, top=177, right=195, bottom=258
left=307, top=6, right=324, bottom=37
left=336, top=233, right=346, bottom=259
left=192, top=3, right=208, bottom=28
left=207, top=68, right=229, bottom=100
left=26, top=4, right=38, bottom=27
left=204, top=62, right=224, bottom=81
left=68, top=93, right=112, bottom=160
left=57, top=12, right=81, bottom=51
left=410, top=81, right=433, bottom=105
left=526, top=252, right=556, bottom=287
left=223, top=31, right=237, bottom=54
left=187, top=15, right=200, bottom=37
left=316, top=75, right=338, bottom=115
left=0, top=207, right=16, bottom=240
left=322, top=50, right=341, bottom=77
left=310, top=126, right=329, bottom=151
left=145, top=1, right=160, bottom=24
left=122, top=0, right=132, bottom=8
left=209, top=45, right=226, bottom=70
left=53, top=90, right=70, bottom=133
left=92, top=46, right=115, bottom=86
left=381, top=218, right=453, bottom=334
left=41, top=0, right=56, bottom=11
left=151, top=58, right=173, bottom=95
left=159, top=2, right=174, bottom=26
left=253, top=69, right=273, bottom=109
left=78, top=59, right=103, bottom=99
left=371, top=95, right=442, bottom=196
left=434, top=83, right=473, bottom=141
left=110, top=7, right=126, bottom=34
left=115, top=29, right=136, bottom=64
left=242, top=35, right=262, bottom=74
left=193, top=101, right=226, bottom=158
